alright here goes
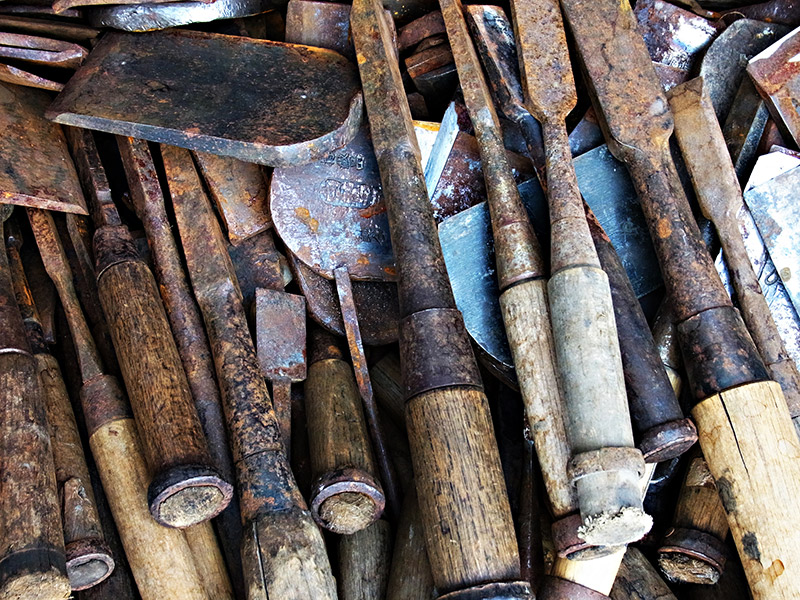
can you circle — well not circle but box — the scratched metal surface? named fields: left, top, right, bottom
left=255, top=288, right=307, bottom=381
left=88, top=0, right=278, bottom=31
left=47, top=30, right=363, bottom=167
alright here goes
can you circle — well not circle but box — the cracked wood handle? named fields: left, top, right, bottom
left=94, top=226, right=231, bottom=528
left=339, top=520, right=392, bottom=600
left=82, top=375, right=209, bottom=600
left=692, top=381, right=800, bottom=599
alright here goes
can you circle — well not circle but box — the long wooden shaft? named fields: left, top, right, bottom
left=116, top=136, right=243, bottom=594
left=610, top=547, right=677, bottom=600
left=351, top=2, right=528, bottom=597
left=561, top=1, right=800, bottom=597
left=339, top=519, right=392, bottom=600
left=386, top=484, right=436, bottom=600
left=306, top=327, right=385, bottom=535
left=0, top=210, right=71, bottom=600
left=667, top=77, right=800, bottom=425
left=7, top=221, right=115, bottom=592
left=164, top=144, right=336, bottom=600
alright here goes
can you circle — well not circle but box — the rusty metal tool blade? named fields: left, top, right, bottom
left=718, top=0, right=800, bottom=28
left=47, top=29, right=363, bottom=167
left=744, top=164, right=800, bottom=319
left=723, top=77, right=771, bottom=183
left=333, top=266, right=399, bottom=521
left=255, top=287, right=307, bottom=456
left=285, top=0, right=355, bottom=60
left=87, top=0, right=279, bottom=32
left=669, top=76, right=800, bottom=420
left=53, top=0, right=187, bottom=17
left=698, top=18, right=790, bottom=123
left=0, top=83, right=86, bottom=213
left=0, top=32, right=87, bottom=68
left=0, top=62, right=63, bottom=91
left=193, top=152, right=272, bottom=245
left=0, top=15, right=100, bottom=44
left=747, top=26, right=800, bottom=148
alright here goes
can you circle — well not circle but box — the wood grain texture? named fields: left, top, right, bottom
left=693, top=381, right=800, bottom=599
left=183, top=523, right=233, bottom=600
left=306, top=357, right=383, bottom=534
left=371, top=352, right=405, bottom=428
left=550, top=547, right=625, bottom=596
left=37, top=353, right=113, bottom=590
left=97, top=260, right=227, bottom=527
left=499, top=279, right=574, bottom=518
left=406, top=386, right=520, bottom=593
left=339, top=519, right=392, bottom=600
left=88, top=415, right=208, bottom=600
left=0, top=352, right=70, bottom=600
left=549, top=266, right=648, bottom=546
left=610, top=547, right=676, bottom=600
left=386, top=485, right=436, bottom=600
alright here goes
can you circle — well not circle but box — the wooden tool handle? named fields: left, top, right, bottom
left=0, top=219, right=70, bottom=600
left=498, top=279, right=574, bottom=518
left=406, top=386, right=521, bottom=594
left=549, top=265, right=651, bottom=547
left=658, top=446, right=729, bottom=585
left=540, top=548, right=625, bottom=600
left=81, top=375, right=209, bottom=600
left=610, top=547, right=677, bottom=600
left=305, top=328, right=385, bottom=535
left=183, top=522, right=233, bottom=600
left=94, top=232, right=231, bottom=528
left=339, top=520, right=392, bottom=600
left=37, top=353, right=114, bottom=591
left=0, top=352, right=71, bottom=600
left=585, top=208, right=697, bottom=462
left=386, top=484, right=436, bottom=600
left=164, top=144, right=336, bottom=600
left=692, top=380, right=800, bottom=598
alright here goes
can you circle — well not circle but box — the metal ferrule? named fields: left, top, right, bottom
left=93, top=225, right=142, bottom=279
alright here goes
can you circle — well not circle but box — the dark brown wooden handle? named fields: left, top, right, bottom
left=386, top=484, right=436, bottom=600
left=306, top=328, right=385, bottom=535
left=94, top=226, right=231, bottom=529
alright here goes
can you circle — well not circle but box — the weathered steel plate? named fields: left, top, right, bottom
left=194, top=151, right=272, bottom=245
left=745, top=164, right=800, bottom=318
left=47, top=29, right=363, bottom=167
left=0, top=83, right=86, bottom=214
left=255, top=288, right=307, bottom=382
left=747, top=27, right=800, bottom=147
left=270, top=125, right=392, bottom=281
left=699, top=18, right=790, bottom=123
left=87, top=0, right=276, bottom=32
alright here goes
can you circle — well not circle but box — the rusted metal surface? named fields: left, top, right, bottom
left=698, top=18, right=790, bottom=123
left=0, top=15, right=99, bottom=44
left=194, top=152, right=272, bottom=245
left=54, top=0, right=187, bottom=17
left=227, top=229, right=285, bottom=312
left=334, top=267, right=400, bottom=519
left=405, top=41, right=453, bottom=80
left=398, top=10, right=444, bottom=52
left=271, top=125, right=394, bottom=281
left=0, top=32, right=87, bottom=68
left=722, top=78, right=770, bottom=183
left=634, top=0, right=720, bottom=89
left=747, top=27, right=800, bottom=147
left=87, top=0, right=277, bottom=32
left=285, top=0, right=354, bottom=60
left=288, top=252, right=399, bottom=345
left=48, top=30, right=363, bottom=167
left=0, top=4, right=82, bottom=18
left=0, top=62, right=63, bottom=91
left=669, top=77, right=800, bottom=417
left=568, top=107, right=604, bottom=157
left=0, top=208, right=33, bottom=354
left=718, top=0, right=800, bottom=27
left=0, top=83, right=87, bottom=214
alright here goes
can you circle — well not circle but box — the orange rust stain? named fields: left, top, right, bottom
left=767, top=559, right=785, bottom=580
left=359, top=202, right=386, bottom=219
left=656, top=217, right=672, bottom=238
left=357, top=256, right=370, bottom=266
left=384, top=266, right=396, bottom=277
left=295, top=207, right=319, bottom=233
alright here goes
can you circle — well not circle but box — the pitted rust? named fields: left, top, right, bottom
left=0, top=214, right=31, bottom=355
left=5, top=218, right=46, bottom=355
left=537, top=576, right=609, bottom=600
left=0, top=63, right=63, bottom=92
left=562, top=0, right=767, bottom=397
left=255, top=288, right=307, bottom=384
left=398, top=10, right=445, bottom=52
left=439, top=0, right=544, bottom=290
left=47, top=30, right=364, bottom=168
left=0, top=83, right=87, bottom=215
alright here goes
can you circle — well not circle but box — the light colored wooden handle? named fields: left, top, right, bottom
left=406, top=386, right=520, bottom=592
left=551, top=548, right=625, bottom=596
left=183, top=523, right=233, bottom=600
left=692, top=380, right=800, bottom=599
left=499, top=279, right=575, bottom=518
left=549, top=266, right=649, bottom=547
left=88, top=417, right=208, bottom=600
left=339, top=519, right=392, bottom=600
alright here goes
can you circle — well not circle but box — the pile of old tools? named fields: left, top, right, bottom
left=1, top=0, right=800, bottom=599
